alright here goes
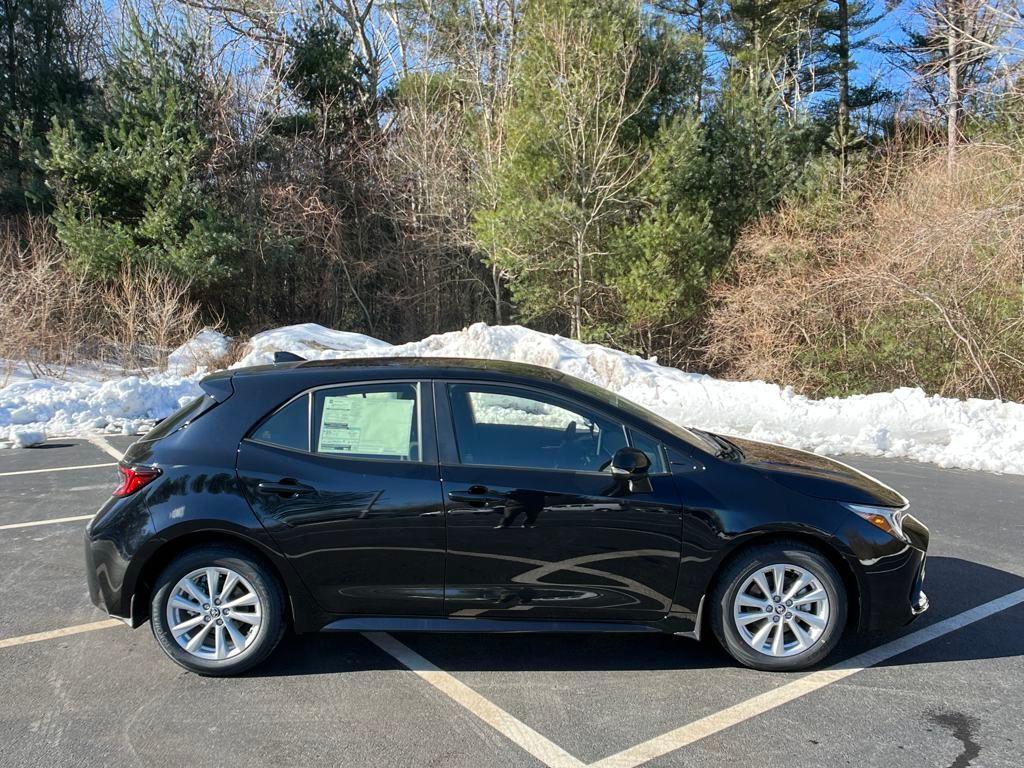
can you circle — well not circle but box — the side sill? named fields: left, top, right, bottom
left=320, top=617, right=664, bottom=634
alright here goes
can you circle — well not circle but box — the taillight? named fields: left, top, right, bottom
left=113, top=465, right=162, bottom=497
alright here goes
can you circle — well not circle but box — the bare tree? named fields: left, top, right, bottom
left=890, top=0, right=1005, bottom=173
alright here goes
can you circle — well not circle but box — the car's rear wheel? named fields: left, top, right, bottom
left=711, top=542, right=846, bottom=671
left=150, top=545, right=286, bottom=676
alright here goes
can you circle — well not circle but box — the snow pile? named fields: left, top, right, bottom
left=0, top=372, right=204, bottom=448
left=167, top=328, right=233, bottom=374
left=239, top=323, right=390, bottom=366
left=2, top=322, right=1022, bottom=474
left=5, top=428, right=47, bottom=448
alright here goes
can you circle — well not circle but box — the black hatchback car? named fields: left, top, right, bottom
left=85, top=357, right=929, bottom=675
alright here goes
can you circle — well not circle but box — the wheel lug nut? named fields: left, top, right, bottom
left=214, top=599, right=221, bottom=606
left=223, top=608, right=230, bottom=615
left=785, top=612, right=793, bottom=619
left=785, top=599, right=793, bottom=607
left=203, top=604, right=210, bottom=610
left=764, top=606, right=772, bottom=613
left=772, top=595, right=781, bottom=603
left=204, top=614, right=211, bottom=622
left=216, top=619, right=223, bottom=626
left=772, top=616, right=780, bottom=623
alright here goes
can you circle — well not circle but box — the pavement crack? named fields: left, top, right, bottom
left=928, top=709, right=981, bottom=768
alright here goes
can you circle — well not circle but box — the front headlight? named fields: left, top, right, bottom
left=843, top=502, right=909, bottom=542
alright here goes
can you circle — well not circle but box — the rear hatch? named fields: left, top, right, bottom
left=121, top=373, right=234, bottom=464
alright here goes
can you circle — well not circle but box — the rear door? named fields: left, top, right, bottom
left=237, top=380, right=445, bottom=617
left=436, top=381, right=684, bottom=622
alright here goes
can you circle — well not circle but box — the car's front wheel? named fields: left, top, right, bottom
left=150, top=545, right=286, bottom=676
left=711, top=542, right=846, bottom=671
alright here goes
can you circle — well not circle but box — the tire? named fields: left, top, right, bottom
left=710, top=541, right=846, bottom=671
left=150, top=545, right=286, bottom=676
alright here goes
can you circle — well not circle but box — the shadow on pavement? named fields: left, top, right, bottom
left=249, top=556, right=1024, bottom=678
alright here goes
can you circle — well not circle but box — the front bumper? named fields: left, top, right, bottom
left=854, top=512, right=930, bottom=633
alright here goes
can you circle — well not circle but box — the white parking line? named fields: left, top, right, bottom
left=0, top=588, right=1021, bottom=768
left=364, top=632, right=586, bottom=768
left=0, top=619, right=123, bottom=650
left=591, top=586, right=1024, bottom=768
left=86, top=435, right=124, bottom=461
left=0, top=462, right=115, bottom=478
left=0, top=514, right=94, bottom=531
left=363, top=587, right=1024, bottom=768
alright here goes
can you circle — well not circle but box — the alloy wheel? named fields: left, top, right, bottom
left=166, top=566, right=263, bottom=661
left=732, top=563, right=830, bottom=658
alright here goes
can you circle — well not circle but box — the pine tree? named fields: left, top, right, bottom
left=814, top=0, right=887, bottom=176
left=0, top=0, right=89, bottom=212
left=43, top=17, right=240, bottom=286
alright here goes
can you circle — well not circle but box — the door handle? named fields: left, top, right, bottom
left=257, top=480, right=316, bottom=497
left=448, top=488, right=507, bottom=505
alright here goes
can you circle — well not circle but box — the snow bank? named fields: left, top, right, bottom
left=0, top=372, right=204, bottom=442
left=2, top=322, right=1022, bottom=474
left=167, top=328, right=233, bottom=373
left=238, top=323, right=391, bottom=367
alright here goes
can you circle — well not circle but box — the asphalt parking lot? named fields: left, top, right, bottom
left=0, top=437, right=1022, bottom=768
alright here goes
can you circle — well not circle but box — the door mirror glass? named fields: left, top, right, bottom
left=610, top=447, right=651, bottom=477
left=610, top=447, right=653, bottom=493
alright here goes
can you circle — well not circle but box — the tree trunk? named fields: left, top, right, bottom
left=837, top=0, right=850, bottom=192
left=572, top=236, right=584, bottom=340
left=492, top=263, right=504, bottom=325
left=946, top=0, right=960, bottom=175
left=695, top=2, right=705, bottom=112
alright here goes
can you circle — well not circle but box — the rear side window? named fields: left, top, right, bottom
left=252, top=395, right=310, bottom=451
left=312, top=383, right=420, bottom=461
left=140, top=395, right=217, bottom=443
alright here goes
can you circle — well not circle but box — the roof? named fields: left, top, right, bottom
left=228, top=356, right=567, bottom=383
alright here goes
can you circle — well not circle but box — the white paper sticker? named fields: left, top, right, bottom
left=318, top=393, right=415, bottom=457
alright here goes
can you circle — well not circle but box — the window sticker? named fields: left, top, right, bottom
left=317, top=393, right=415, bottom=457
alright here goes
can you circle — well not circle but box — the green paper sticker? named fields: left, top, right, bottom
left=318, top=392, right=415, bottom=457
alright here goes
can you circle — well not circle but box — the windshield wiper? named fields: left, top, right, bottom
left=692, top=429, right=744, bottom=461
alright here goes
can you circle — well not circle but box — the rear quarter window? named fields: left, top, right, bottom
left=250, top=395, right=310, bottom=451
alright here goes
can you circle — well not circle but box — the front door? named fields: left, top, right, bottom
left=437, top=381, right=684, bottom=621
left=237, top=380, right=445, bottom=616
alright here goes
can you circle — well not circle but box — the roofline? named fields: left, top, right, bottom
left=228, top=356, right=567, bottom=379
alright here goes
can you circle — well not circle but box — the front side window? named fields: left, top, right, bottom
left=628, top=429, right=669, bottom=474
left=312, top=383, right=420, bottom=461
left=448, top=384, right=627, bottom=472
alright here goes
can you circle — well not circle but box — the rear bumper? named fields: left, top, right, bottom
left=84, top=527, right=133, bottom=622
left=84, top=495, right=154, bottom=625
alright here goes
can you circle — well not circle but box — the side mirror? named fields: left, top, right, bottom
left=610, top=447, right=652, bottom=493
